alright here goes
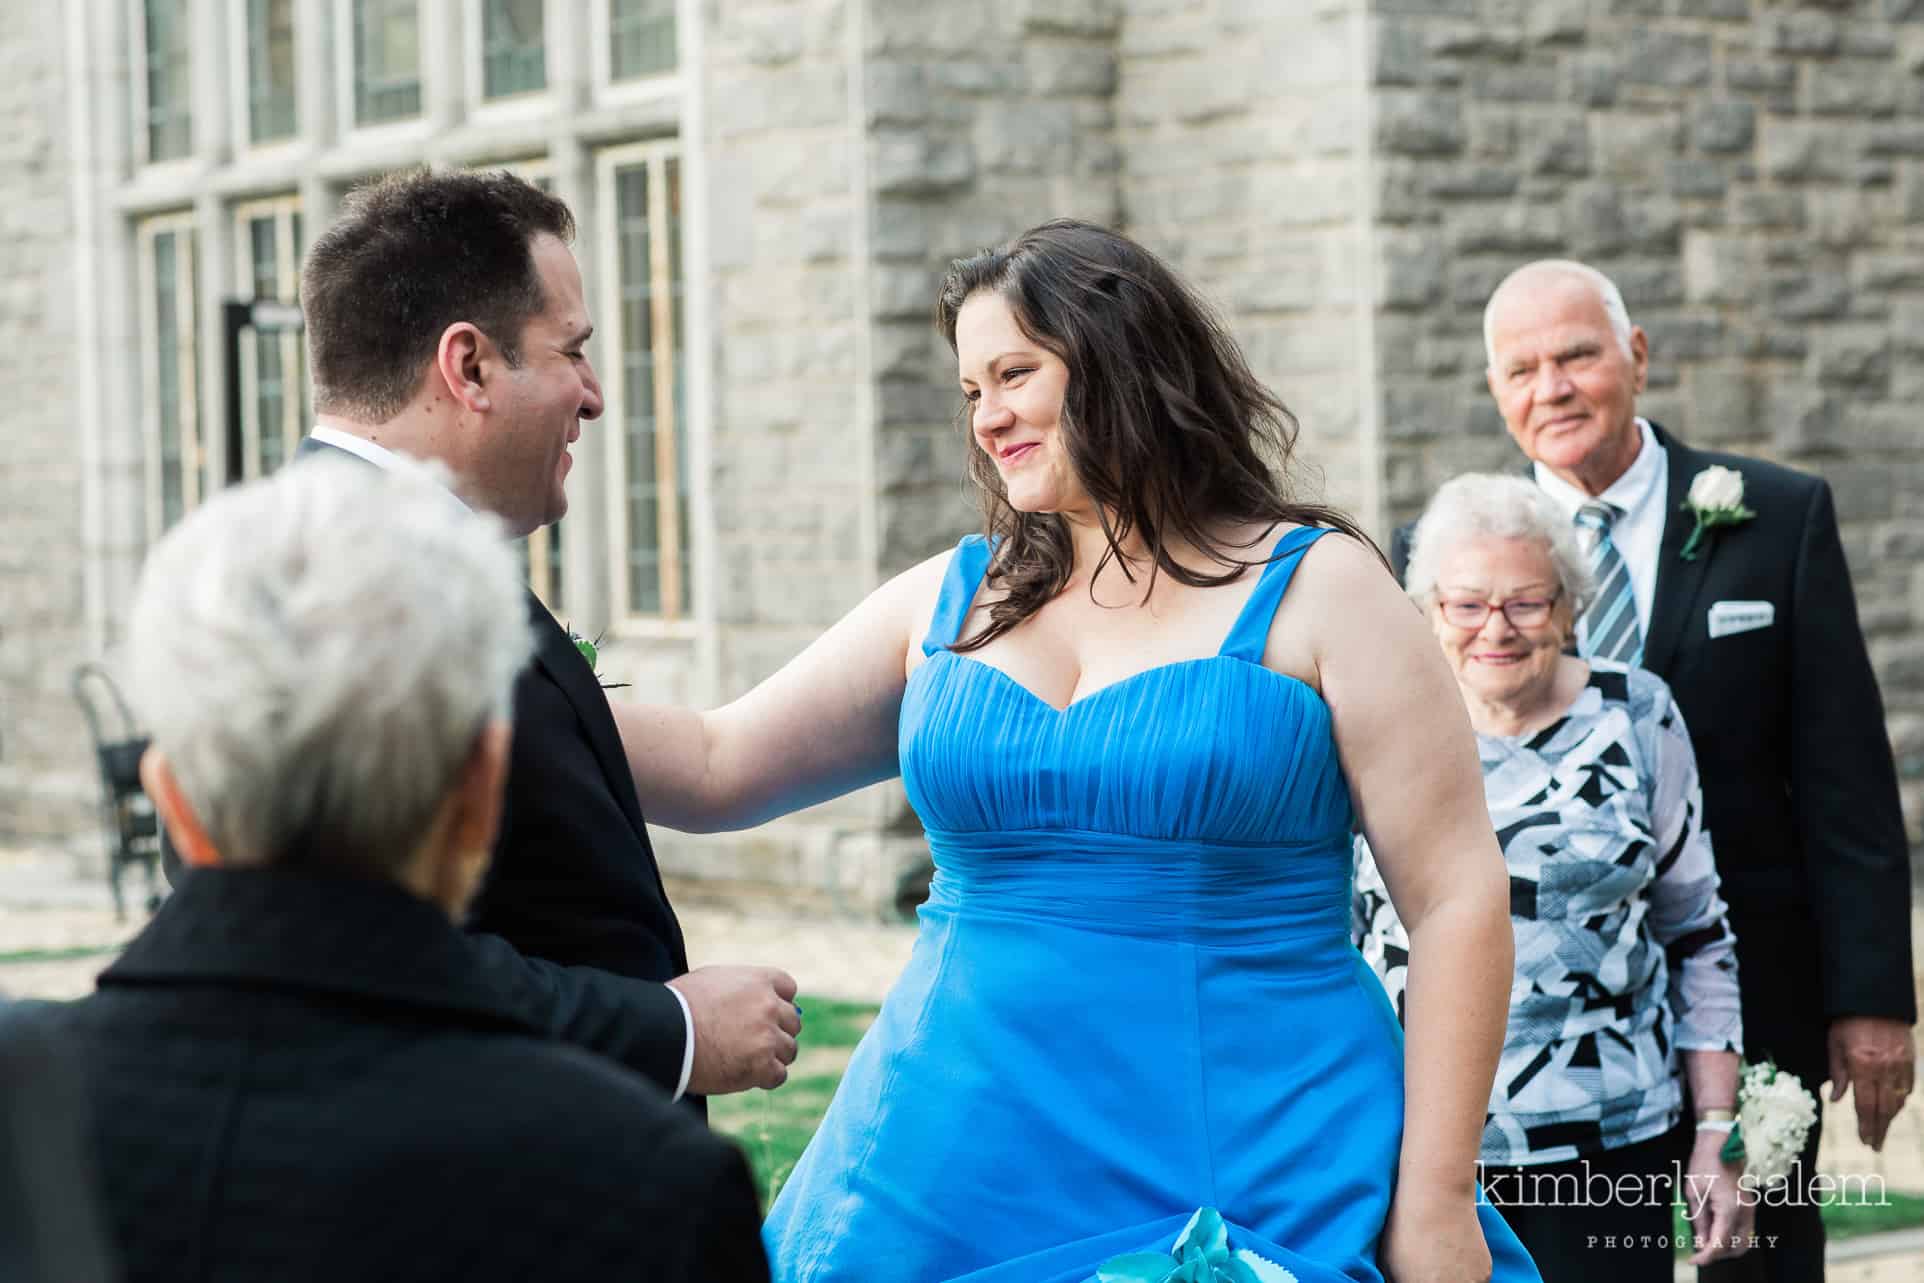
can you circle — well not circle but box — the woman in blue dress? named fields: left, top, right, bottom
left=614, top=221, right=1538, bottom=1283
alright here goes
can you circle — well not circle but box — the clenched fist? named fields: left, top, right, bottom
left=668, top=965, right=802, bottom=1095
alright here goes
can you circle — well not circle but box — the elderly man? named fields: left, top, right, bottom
left=293, top=170, right=799, bottom=1103
left=1398, top=260, right=1914, bottom=1282
left=0, top=462, right=767, bottom=1281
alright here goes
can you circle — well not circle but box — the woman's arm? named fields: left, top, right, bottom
left=1289, top=535, right=1510, bottom=1282
left=609, top=551, right=951, bottom=832
left=1641, top=679, right=1744, bottom=1062
left=1641, top=677, right=1752, bottom=1262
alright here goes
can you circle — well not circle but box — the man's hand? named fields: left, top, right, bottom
left=1827, top=1015, right=1916, bottom=1151
left=668, top=965, right=801, bottom=1095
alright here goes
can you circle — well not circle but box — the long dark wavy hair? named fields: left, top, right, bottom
left=934, top=219, right=1382, bottom=652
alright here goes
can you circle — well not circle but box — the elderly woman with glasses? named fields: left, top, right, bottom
left=1354, top=473, right=1751, bottom=1282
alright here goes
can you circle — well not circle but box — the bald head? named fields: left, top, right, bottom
left=1483, top=260, right=1635, bottom=369
left=1482, top=258, right=1650, bottom=496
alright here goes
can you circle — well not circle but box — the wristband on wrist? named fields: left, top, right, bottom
left=1696, top=1119, right=1737, bottom=1134
left=1696, top=1107, right=1737, bottom=1122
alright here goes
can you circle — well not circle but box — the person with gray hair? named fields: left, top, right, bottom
left=0, top=460, right=769, bottom=1283
left=1359, top=471, right=1749, bottom=1281
left=1394, top=256, right=1914, bottom=1283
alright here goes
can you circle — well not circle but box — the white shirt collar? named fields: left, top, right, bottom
left=1532, top=418, right=1664, bottom=521
left=305, top=424, right=473, bottom=513
left=307, top=423, right=414, bottom=473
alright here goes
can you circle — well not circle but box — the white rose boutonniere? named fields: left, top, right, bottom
left=1680, top=465, right=1756, bottom=562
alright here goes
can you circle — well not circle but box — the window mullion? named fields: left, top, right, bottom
left=177, top=227, right=201, bottom=509
left=278, top=204, right=302, bottom=462
left=647, top=151, right=681, bottom=623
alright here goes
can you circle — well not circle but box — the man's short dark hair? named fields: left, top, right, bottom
left=301, top=169, right=576, bottom=421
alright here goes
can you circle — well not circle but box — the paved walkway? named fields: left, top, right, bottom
left=4, top=843, right=1922, bottom=1275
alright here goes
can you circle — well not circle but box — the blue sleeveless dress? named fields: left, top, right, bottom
left=764, top=529, right=1539, bottom=1283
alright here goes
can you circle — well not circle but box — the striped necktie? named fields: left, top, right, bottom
left=1574, top=501, right=1642, bottom=665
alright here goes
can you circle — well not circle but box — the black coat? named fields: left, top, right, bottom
left=292, top=437, right=693, bottom=1096
left=1392, top=424, right=1915, bottom=1082
left=0, top=870, right=768, bottom=1283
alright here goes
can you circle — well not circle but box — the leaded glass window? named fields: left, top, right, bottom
left=235, top=198, right=306, bottom=479
left=246, top=0, right=298, bottom=143
left=354, top=0, right=422, bottom=125
left=609, top=0, right=676, bottom=82
left=483, top=0, right=546, bottom=99
left=144, top=0, right=193, bottom=160
left=605, top=144, right=689, bottom=620
left=139, top=216, right=201, bottom=540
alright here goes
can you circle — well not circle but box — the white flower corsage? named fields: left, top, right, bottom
left=1722, top=1060, right=1819, bottom=1188
left=1680, top=465, right=1756, bottom=562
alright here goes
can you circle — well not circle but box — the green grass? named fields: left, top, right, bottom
left=1822, top=1189, right=1924, bottom=1239
left=786, top=996, right=883, bottom=1051
left=0, top=944, right=121, bottom=965
left=709, top=996, right=879, bottom=1204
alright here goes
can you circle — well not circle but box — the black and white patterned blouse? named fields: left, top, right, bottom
left=1353, top=661, right=1743, bottom=1164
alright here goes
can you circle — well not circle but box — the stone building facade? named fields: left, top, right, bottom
left=2, top=0, right=1919, bottom=918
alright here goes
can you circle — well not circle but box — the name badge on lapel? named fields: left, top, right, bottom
left=1708, top=600, right=1774, bottom=639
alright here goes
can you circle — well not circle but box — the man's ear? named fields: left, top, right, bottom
left=450, top=720, right=512, bottom=858
left=437, top=719, right=512, bottom=913
left=139, top=747, right=222, bottom=867
left=1628, top=324, right=1650, bottom=394
left=434, top=322, right=494, bottom=414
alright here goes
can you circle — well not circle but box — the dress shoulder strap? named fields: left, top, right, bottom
left=1218, top=526, right=1334, bottom=663
left=922, top=535, right=995, bottom=656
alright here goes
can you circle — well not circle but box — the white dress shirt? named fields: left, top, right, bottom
left=304, top=426, right=698, bottom=1101
left=1532, top=418, right=1669, bottom=637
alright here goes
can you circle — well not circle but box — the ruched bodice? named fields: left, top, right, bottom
left=903, top=528, right=1348, bottom=844
left=764, top=529, right=1539, bottom=1283
left=905, top=658, right=1350, bottom=844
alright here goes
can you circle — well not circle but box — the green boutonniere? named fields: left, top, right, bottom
left=566, top=626, right=629, bottom=691
left=570, top=630, right=599, bottom=671
left=1679, top=465, right=1756, bottom=562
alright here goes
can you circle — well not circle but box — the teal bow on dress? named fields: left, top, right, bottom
left=1096, top=1208, right=1297, bottom=1283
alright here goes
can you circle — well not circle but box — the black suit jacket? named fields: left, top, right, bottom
left=0, top=1014, right=116, bottom=1283
left=470, top=589, right=693, bottom=1080
left=0, top=870, right=766, bottom=1283
left=290, top=437, right=692, bottom=1094
left=1392, top=423, right=1915, bottom=1081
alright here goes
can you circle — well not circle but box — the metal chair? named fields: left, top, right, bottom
left=69, top=664, right=163, bottom=920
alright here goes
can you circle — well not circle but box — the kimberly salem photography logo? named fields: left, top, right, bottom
left=1476, top=1160, right=1888, bottom=1212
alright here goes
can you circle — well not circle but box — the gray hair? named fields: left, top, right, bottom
left=127, top=457, right=533, bottom=875
left=1404, top=473, right=1597, bottom=617
left=1483, top=259, right=1635, bottom=367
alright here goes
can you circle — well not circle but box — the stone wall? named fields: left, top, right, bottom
left=1117, top=0, right=1379, bottom=525
left=0, top=5, right=89, bottom=848
left=1367, top=0, right=1924, bottom=844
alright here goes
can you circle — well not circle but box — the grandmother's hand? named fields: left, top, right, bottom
left=1682, top=1127, right=1753, bottom=1265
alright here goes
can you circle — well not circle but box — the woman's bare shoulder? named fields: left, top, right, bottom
left=1268, top=529, right=1411, bottom=672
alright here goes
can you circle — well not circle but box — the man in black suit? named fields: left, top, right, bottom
left=295, top=170, right=799, bottom=1102
left=2, top=461, right=768, bottom=1281
left=1395, top=259, right=1915, bottom=1281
